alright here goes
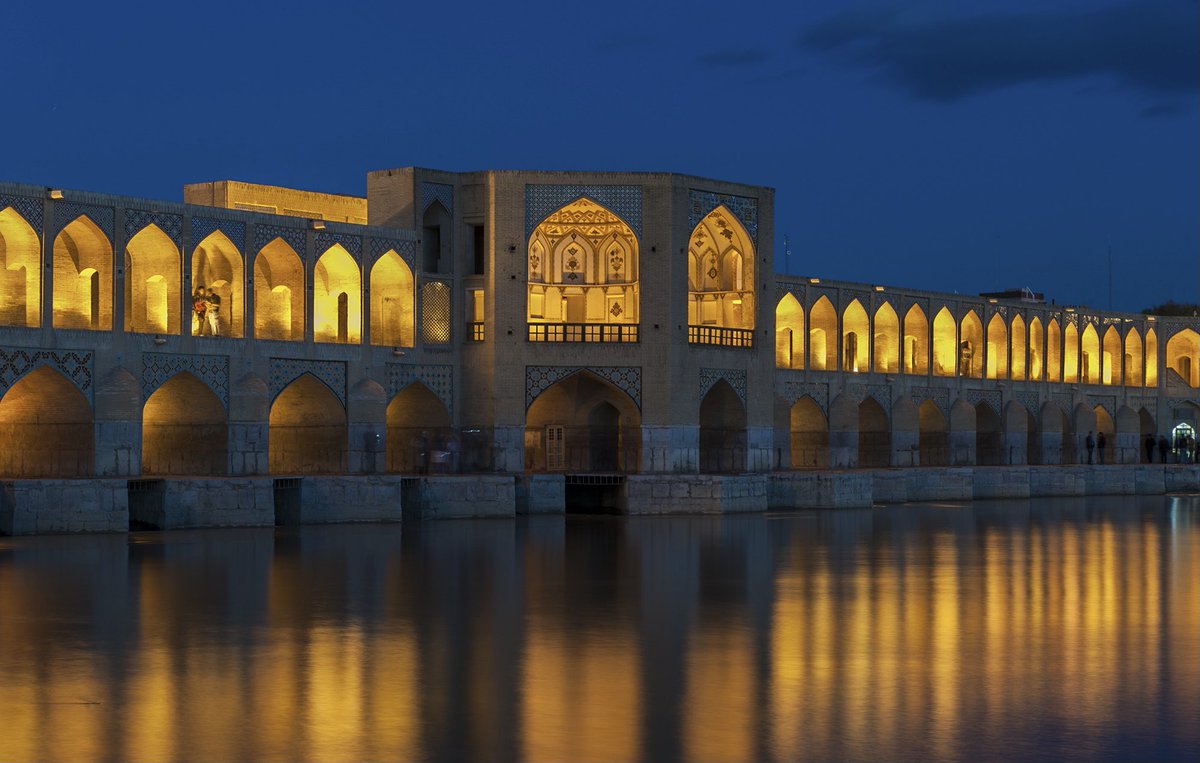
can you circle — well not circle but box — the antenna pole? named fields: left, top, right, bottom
left=1108, top=244, right=1113, bottom=310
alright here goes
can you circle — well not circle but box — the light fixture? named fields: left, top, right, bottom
left=153, top=336, right=167, bottom=346
left=392, top=348, right=406, bottom=357
left=310, top=219, right=326, bottom=229
left=732, top=299, right=743, bottom=305
left=47, top=189, right=64, bottom=200
left=873, top=285, right=885, bottom=292
left=988, top=298, right=998, bottom=304
left=808, top=277, right=820, bottom=284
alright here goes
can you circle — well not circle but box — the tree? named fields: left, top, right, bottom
left=1142, top=301, right=1200, bottom=316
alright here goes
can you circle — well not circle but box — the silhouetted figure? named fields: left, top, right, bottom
left=1085, top=431, right=1095, bottom=464
left=1146, top=434, right=1156, bottom=462
left=1097, top=431, right=1106, bottom=464
left=1159, top=435, right=1169, bottom=463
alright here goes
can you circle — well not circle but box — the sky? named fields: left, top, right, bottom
left=2, top=0, right=1196, bottom=313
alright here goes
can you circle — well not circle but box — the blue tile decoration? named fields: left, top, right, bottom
left=784, top=381, right=829, bottom=414
left=52, top=202, right=114, bottom=242
left=315, top=230, right=362, bottom=262
left=0, top=347, right=93, bottom=403
left=142, top=352, right=229, bottom=407
left=688, top=190, right=758, bottom=245
left=699, top=368, right=747, bottom=405
left=386, top=363, right=454, bottom=415
left=964, top=389, right=1003, bottom=414
left=191, top=217, right=246, bottom=249
left=125, top=209, right=183, bottom=248
left=867, top=383, right=892, bottom=410
left=525, top=185, right=643, bottom=240
left=269, top=358, right=346, bottom=405
left=1088, top=395, right=1116, bottom=418
left=910, top=386, right=951, bottom=414
left=0, top=194, right=43, bottom=233
left=526, top=366, right=642, bottom=410
left=421, top=182, right=454, bottom=215
left=367, top=237, right=416, bottom=271
left=254, top=224, right=307, bottom=259
left=1050, top=392, right=1074, bottom=415
left=1017, top=391, right=1041, bottom=415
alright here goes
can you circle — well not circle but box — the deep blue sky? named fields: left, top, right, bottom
left=3, top=0, right=1196, bottom=312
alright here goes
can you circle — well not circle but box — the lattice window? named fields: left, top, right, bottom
left=421, top=281, right=451, bottom=344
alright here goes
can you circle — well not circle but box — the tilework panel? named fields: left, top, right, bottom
left=1088, top=395, right=1117, bottom=417
left=783, top=381, right=828, bottom=414
left=53, top=202, right=114, bottom=241
left=125, top=209, right=184, bottom=247
left=421, top=182, right=454, bottom=215
left=526, top=366, right=642, bottom=410
left=525, top=185, right=643, bottom=239
left=254, top=224, right=307, bottom=258
left=867, top=384, right=892, bottom=410
left=191, top=217, right=246, bottom=248
left=964, top=389, right=1003, bottom=414
left=315, top=230, right=362, bottom=261
left=0, top=347, right=93, bottom=402
left=0, top=194, right=43, bottom=232
left=386, top=363, right=454, bottom=415
left=142, top=352, right=230, bottom=407
left=910, top=386, right=951, bottom=413
left=688, top=190, right=758, bottom=244
left=1016, top=391, right=1041, bottom=415
left=367, top=237, right=416, bottom=270
left=269, top=358, right=346, bottom=405
left=1051, top=392, right=1075, bottom=415
left=699, top=368, right=747, bottom=405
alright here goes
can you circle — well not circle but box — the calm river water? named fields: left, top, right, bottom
left=2, top=496, right=1198, bottom=763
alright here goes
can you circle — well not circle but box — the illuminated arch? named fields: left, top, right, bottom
left=842, top=299, right=869, bottom=373
left=1124, top=327, right=1143, bottom=387
left=142, top=372, right=227, bottom=475
left=789, top=396, right=827, bottom=468
left=53, top=215, right=112, bottom=330
left=269, top=374, right=346, bottom=473
left=1166, top=329, right=1200, bottom=387
left=775, top=293, right=804, bottom=369
left=959, top=310, right=983, bottom=378
left=1010, top=314, right=1027, bottom=381
left=0, top=366, right=93, bottom=477
left=1101, top=325, right=1122, bottom=385
left=903, top=304, right=929, bottom=375
left=191, top=230, right=244, bottom=338
left=1029, top=316, right=1044, bottom=381
left=698, top=379, right=746, bottom=472
left=687, top=205, right=754, bottom=334
left=386, top=382, right=451, bottom=473
left=808, top=296, right=836, bottom=371
left=525, top=370, right=641, bottom=473
left=1064, top=322, right=1079, bottom=383
left=313, top=244, right=361, bottom=343
left=254, top=237, right=304, bottom=341
left=0, top=207, right=41, bottom=327
left=1080, top=324, right=1100, bottom=384
left=932, top=307, right=956, bottom=376
left=986, top=313, right=1008, bottom=379
left=873, top=302, right=899, bottom=373
left=370, top=250, right=415, bottom=347
left=1047, top=318, right=1062, bottom=382
left=125, top=223, right=180, bottom=335
left=1146, top=328, right=1158, bottom=386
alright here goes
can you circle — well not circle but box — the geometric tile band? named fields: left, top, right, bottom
left=525, top=185, right=643, bottom=240
left=142, top=352, right=230, bottom=407
left=688, top=190, right=758, bottom=245
left=0, top=194, right=43, bottom=232
left=52, top=202, right=114, bottom=241
left=254, top=224, right=307, bottom=258
left=368, top=237, right=417, bottom=270
left=125, top=209, right=184, bottom=248
left=699, top=367, right=746, bottom=405
left=386, top=362, right=454, bottom=416
left=315, top=230, right=362, bottom=261
left=526, top=365, right=642, bottom=409
left=0, top=347, right=94, bottom=403
left=191, top=217, right=246, bottom=248
left=269, top=358, right=347, bottom=405
left=421, top=182, right=454, bottom=215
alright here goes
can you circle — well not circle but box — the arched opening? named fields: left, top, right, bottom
left=698, top=380, right=746, bottom=473
left=422, top=200, right=451, bottom=274
left=1060, top=410, right=1076, bottom=464
left=53, top=215, right=112, bottom=330
left=1010, top=314, right=1026, bottom=381
left=857, top=397, right=890, bottom=468
left=959, top=311, right=983, bottom=378
left=903, top=304, right=929, bottom=375
left=808, top=296, right=836, bottom=371
left=976, top=402, right=1001, bottom=465
left=1001, top=401, right=1029, bottom=465
left=1124, top=327, right=1143, bottom=387
left=873, top=302, right=899, bottom=373
left=1166, top=329, right=1199, bottom=387
left=0, top=207, right=41, bottom=327
left=775, top=294, right=804, bottom=369
left=932, top=306, right=956, bottom=376
left=842, top=299, right=869, bottom=373
left=269, top=375, right=347, bottom=474
left=254, top=238, right=304, bottom=341
left=525, top=371, right=641, bottom=473
left=1101, top=325, right=1122, bottom=385
left=687, top=206, right=754, bottom=342
left=1094, top=405, right=1114, bottom=463
left=386, top=383, right=452, bottom=473
left=986, top=313, right=1008, bottom=379
left=1046, top=318, right=1062, bottom=382
left=1063, top=322, right=1079, bottom=383
left=918, top=400, right=947, bottom=466
left=1146, top=328, right=1158, bottom=386
left=1029, top=316, right=1044, bottom=381
left=142, top=373, right=227, bottom=475
left=1025, top=408, right=1040, bottom=465
left=191, top=230, right=244, bottom=338
left=0, top=367, right=93, bottom=477
left=314, top=244, right=361, bottom=344
left=1080, top=324, right=1100, bottom=384
left=1139, top=408, right=1156, bottom=462
left=125, top=224, right=180, bottom=335
left=1115, top=405, right=1140, bottom=465
left=789, top=397, right=827, bottom=468
left=370, top=250, right=415, bottom=347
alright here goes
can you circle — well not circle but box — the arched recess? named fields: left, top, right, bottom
left=1046, top=318, right=1062, bottom=383
left=789, top=397, right=827, bottom=468
left=976, top=402, right=1001, bottom=465
left=687, top=206, right=754, bottom=335
left=1080, top=324, right=1100, bottom=384
left=1002, top=401, right=1029, bottom=465
left=422, top=200, right=451, bottom=274
left=959, top=311, right=983, bottom=378
left=529, top=198, right=639, bottom=336
left=932, top=307, right=956, bottom=376
left=903, top=304, right=929, bottom=375
left=1024, top=407, right=1040, bottom=465
left=1145, top=328, right=1158, bottom=386
left=142, top=373, right=227, bottom=475
left=1073, top=403, right=1096, bottom=463
left=386, top=383, right=451, bottom=473
left=525, top=370, right=641, bottom=473
left=775, top=294, right=804, bottom=369
left=1101, top=326, right=1122, bottom=386
left=1115, top=405, right=1140, bottom=465
left=1094, top=405, right=1114, bottom=463
left=1063, top=322, right=1079, bottom=383
left=808, top=296, right=837, bottom=370
left=857, top=397, right=890, bottom=468
left=125, top=224, right=180, bottom=335
left=1165, top=329, right=1199, bottom=387
left=53, top=215, right=112, bottom=330
left=191, top=230, right=244, bottom=338
left=873, top=302, right=900, bottom=373
left=698, top=379, right=746, bottom=473
left=269, top=375, right=347, bottom=474
left=918, top=400, right=948, bottom=466
left=254, top=238, right=305, bottom=341
left=1139, top=408, right=1156, bottom=462
left=1060, top=409, right=1077, bottom=464
left=0, top=367, right=93, bottom=477
left=842, top=299, right=869, bottom=373
left=0, top=207, right=41, bottom=327
left=986, top=313, right=1008, bottom=379
left=1029, top=316, right=1044, bottom=381
left=370, top=250, right=415, bottom=347
left=314, top=244, right=361, bottom=344
left=1038, top=402, right=1064, bottom=465
left=1124, top=327, right=1143, bottom=387
left=1010, top=314, right=1026, bottom=381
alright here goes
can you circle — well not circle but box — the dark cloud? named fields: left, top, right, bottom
left=801, top=2, right=1199, bottom=102
left=698, top=49, right=772, bottom=68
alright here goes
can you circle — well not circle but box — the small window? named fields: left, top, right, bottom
left=471, top=225, right=486, bottom=275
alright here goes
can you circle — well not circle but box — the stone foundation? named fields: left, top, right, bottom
left=130, top=478, right=274, bottom=530
left=401, top=475, right=515, bottom=520
left=624, top=474, right=768, bottom=514
left=1, top=479, right=128, bottom=535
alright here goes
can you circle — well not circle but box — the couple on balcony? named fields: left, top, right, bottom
left=191, top=286, right=222, bottom=336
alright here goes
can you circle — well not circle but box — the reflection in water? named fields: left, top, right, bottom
left=1, top=497, right=1198, bottom=762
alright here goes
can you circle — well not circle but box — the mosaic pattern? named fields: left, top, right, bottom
left=867, top=384, right=892, bottom=410
left=142, top=352, right=229, bottom=407
left=775, top=283, right=799, bottom=304
left=125, top=209, right=184, bottom=248
left=386, top=363, right=454, bottom=415
left=0, top=347, right=93, bottom=402
left=1088, top=395, right=1117, bottom=417
left=910, top=386, right=950, bottom=413
left=525, top=185, right=643, bottom=239
left=421, top=182, right=454, bottom=215
left=1050, top=392, right=1075, bottom=415
left=191, top=217, right=246, bottom=249
left=964, top=389, right=1003, bottom=414
left=699, top=368, right=747, bottom=404
left=784, top=381, right=828, bottom=414
left=688, top=190, right=758, bottom=244
left=254, top=223, right=307, bottom=259
left=0, top=194, right=43, bottom=232
left=1016, top=391, right=1041, bottom=415
left=315, top=230, right=362, bottom=261
left=526, top=366, right=642, bottom=409
left=53, top=202, right=114, bottom=241
left=367, top=237, right=416, bottom=270
left=269, top=358, right=346, bottom=405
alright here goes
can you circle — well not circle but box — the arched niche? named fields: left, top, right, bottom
left=775, top=293, right=804, bottom=369
left=873, top=302, right=899, bottom=373
left=370, top=250, right=415, bottom=347
left=386, top=383, right=451, bottom=473
left=254, top=238, right=305, bottom=341
left=932, top=307, right=956, bottom=377
left=314, top=244, right=361, bottom=344
left=789, top=396, right=827, bottom=468
left=0, top=367, right=93, bottom=477
left=808, top=296, right=837, bottom=371
left=903, top=304, right=929, bottom=375
left=142, top=373, right=227, bottom=475
left=125, top=223, right=180, bottom=335
left=698, top=379, right=746, bottom=473
left=0, top=207, right=41, bottom=327
left=525, top=370, right=641, bottom=473
left=687, top=206, right=754, bottom=336
left=53, top=215, right=113, bottom=331
left=842, top=299, right=869, bottom=373
left=269, top=375, right=346, bottom=473
left=191, top=230, right=244, bottom=338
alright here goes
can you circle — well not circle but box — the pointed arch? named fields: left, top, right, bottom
left=525, top=370, right=641, bottom=473
left=808, top=295, right=837, bottom=371
left=986, top=313, right=1008, bottom=379
left=1124, top=327, right=1143, bottom=387
left=1093, top=404, right=1114, bottom=463
left=1081, top=324, right=1100, bottom=384
left=1101, top=325, right=1122, bottom=385
left=387, top=382, right=452, bottom=473
left=1029, top=316, right=1044, bottom=381
left=370, top=250, right=415, bottom=347
left=903, top=304, right=929, bottom=375
left=422, top=199, right=451, bottom=274
left=1047, top=318, right=1062, bottom=382
left=0, top=207, right=41, bottom=327
left=269, top=374, right=347, bottom=474
left=976, top=401, right=1001, bottom=465
left=254, top=237, right=305, bottom=341
left=125, top=223, right=181, bottom=334
left=1166, top=329, right=1200, bottom=387
left=1146, top=327, right=1158, bottom=386
left=53, top=215, right=112, bottom=330
left=0, top=366, right=94, bottom=477
left=1010, top=314, right=1027, bottom=381
left=918, top=400, right=948, bottom=466
left=191, top=230, right=244, bottom=338
left=932, top=306, right=956, bottom=376
left=842, top=299, right=869, bottom=373
left=873, top=301, right=900, bottom=373
left=699, top=379, right=746, bottom=473
left=959, top=310, right=983, bottom=378
left=775, top=293, right=804, bottom=369
left=857, top=397, right=890, bottom=467
left=687, top=205, right=754, bottom=336
left=313, top=244, right=361, bottom=343
left=789, top=396, right=827, bottom=468
left=1064, top=322, right=1079, bottom=383
left=142, top=372, right=227, bottom=475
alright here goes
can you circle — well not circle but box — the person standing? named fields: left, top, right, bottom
left=192, top=286, right=208, bottom=335
left=1097, top=431, right=1107, bottom=464
left=1145, top=433, right=1156, bottom=462
left=1159, top=435, right=1169, bottom=464
left=1085, top=431, right=1095, bottom=464
left=205, top=287, right=222, bottom=337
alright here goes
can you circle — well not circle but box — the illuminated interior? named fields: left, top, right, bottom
left=524, top=371, right=640, bottom=472
left=841, top=299, right=869, bottom=373
left=775, top=294, right=804, bottom=369
left=52, top=215, right=112, bottom=330
left=142, top=373, right=227, bottom=475
left=1124, top=327, right=1143, bottom=387
left=1081, top=324, right=1100, bottom=384
left=873, top=302, right=899, bottom=373
left=125, top=224, right=180, bottom=335
left=1145, top=328, right=1158, bottom=386
left=1010, top=314, right=1026, bottom=380
left=1166, top=329, right=1200, bottom=387
left=1047, top=319, right=1062, bottom=382
left=369, top=250, right=414, bottom=347
left=420, top=281, right=451, bottom=344
left=1064, top=322, right=1079, bottom=383
left=385, top=383, right=450, bottom=473
left=1101, top=326, right=1122, bottom=385
left=809, top=296, right=837, bottom=371
left=0, top=207, right=41, bottom=327
left=191, top=230, right=244, bottom=338
left=254, top=238, right=305, bottom=341
left=1029, top=316, right=1044, bottom=381
left=986, top=313, right=1008, bottom=379
left=959, top=310, right=983, bottom=378
left=0, top=366, right=93, bottom=477
left=698, top=380, right=746, bottom=472
left=313, top=244, right=361, bottom=344
left=932, top=307, right=956, bottom=376
left=269, top=374, right=347, bottom=473
left=903, top=304, right=929, bottom=375
left=789, top=396, right=827, bottom=468
left=687, top=206, right=754, bottom=342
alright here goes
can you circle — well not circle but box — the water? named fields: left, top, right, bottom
left=2, top=496, right=1198, bottom=763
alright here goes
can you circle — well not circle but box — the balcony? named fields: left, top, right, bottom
left=688, top=325, right=754, bottom=348
left=527, top=323, right=639, bottom=343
